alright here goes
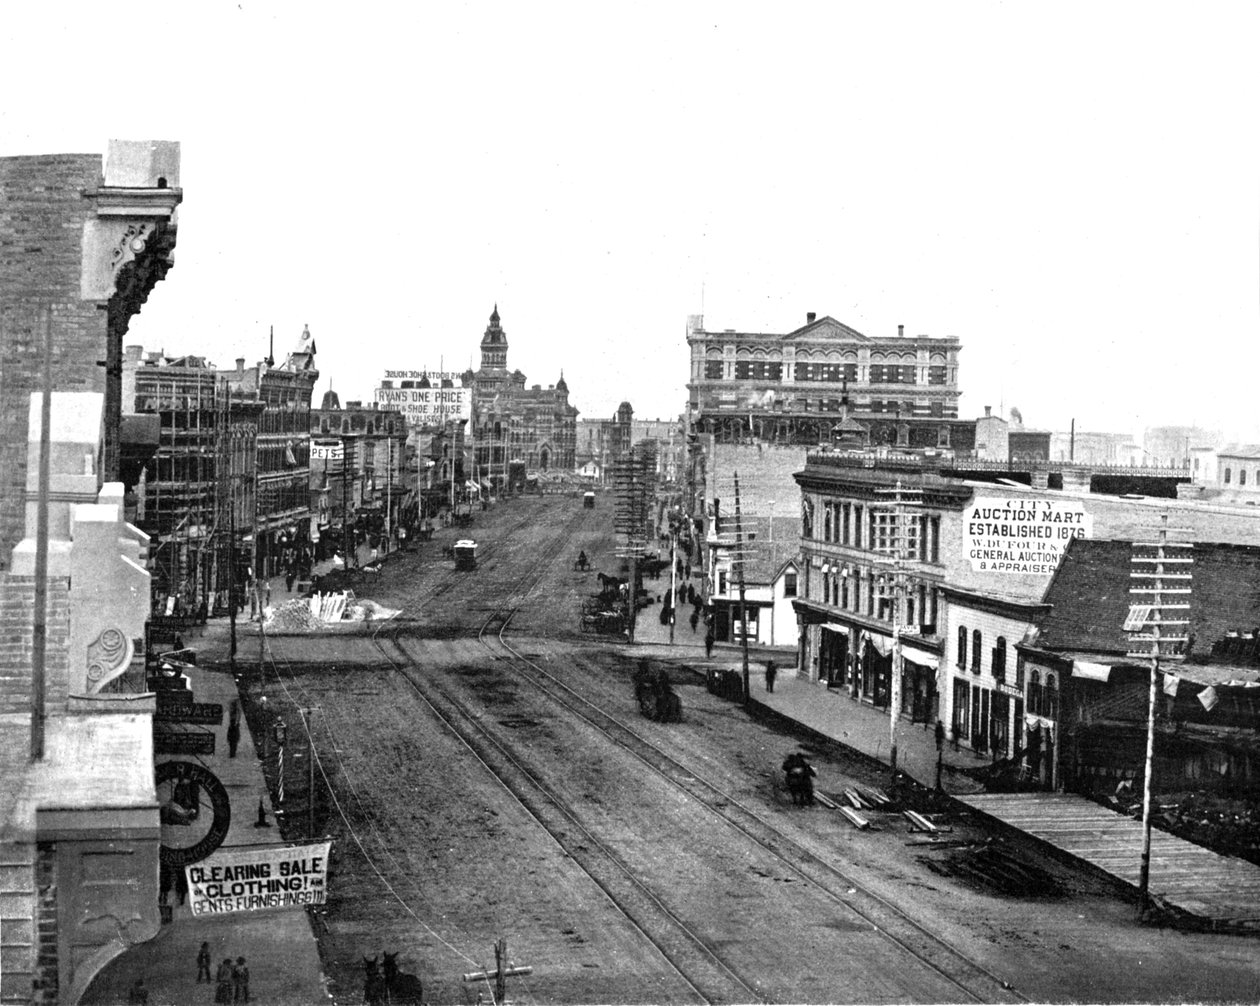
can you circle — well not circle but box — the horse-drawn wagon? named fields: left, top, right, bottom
left=453, top=539, right=477, bottom=570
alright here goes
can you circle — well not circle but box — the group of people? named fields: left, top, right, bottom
left=197, top=943, right=251, bottom=1002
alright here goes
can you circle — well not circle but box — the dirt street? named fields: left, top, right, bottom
left=240, top=494, right=1260, bottom=1004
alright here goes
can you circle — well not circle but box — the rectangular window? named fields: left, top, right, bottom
left=928, top=366, right=948, bottom=385
left=841, top=502, right=851, bottom=545
left=734, top=360, right=783, bottom=381
left=783, top=571, right=797, bottom=597
left=704, top=359, right=724, bottom=380
left=953, top=679, right=970, bottom=739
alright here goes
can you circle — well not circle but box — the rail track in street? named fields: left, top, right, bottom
left=364, top=503, right=1024, bottom=1004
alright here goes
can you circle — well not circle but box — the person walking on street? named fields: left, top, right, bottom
left=233, top=956, right=250, bottom=1002
left=689, top=608, right=700, bottom=633
left=227, top=701, right=241, bottom=759
left=215, top=959, right=233, bottom=1003
left=197, top=942, right=212, bottom=983
left=765, top=659, right=777, bottom=693
left=704, top=629, right=715, bottom=659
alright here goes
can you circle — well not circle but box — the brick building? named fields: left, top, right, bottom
left=0, top=140, right=180, bottom=571
left=0, top=140, right=179, bottom=1003
left=467, top=306, right=578, bottom=488
left=220, top=327, right=319, bottom=579
left=310, top=392, right=408, bottom=559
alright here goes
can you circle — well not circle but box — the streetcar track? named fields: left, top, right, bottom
left=356, top=498, right=1019, bottom=1002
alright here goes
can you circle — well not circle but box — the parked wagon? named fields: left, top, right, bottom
left=583, top=491, right=596, bottom=509
left=453, top=539, right=477, bottom=570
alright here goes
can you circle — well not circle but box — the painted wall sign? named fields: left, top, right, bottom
left=311, top=439, right=344, bottom=461
left=155, top=701, right=223, bottom=725
left=964, top=497, right=1091, bottom=574
left=185, top=841, right=332, bottom=916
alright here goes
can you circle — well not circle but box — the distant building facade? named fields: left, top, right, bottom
left=686, top=312, right=962, bottom=446
left=468, top=306, right=578, bottom=487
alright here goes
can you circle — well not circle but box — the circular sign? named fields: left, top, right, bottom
left=157, top=760, right=232, bottom=866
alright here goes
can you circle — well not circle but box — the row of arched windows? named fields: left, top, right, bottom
left=956, top=625, right=1010, bottom=683
left=1223, top=467, right=1258, bottom=487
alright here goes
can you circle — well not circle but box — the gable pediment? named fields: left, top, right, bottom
left=785, top=315, right=871, bottom=342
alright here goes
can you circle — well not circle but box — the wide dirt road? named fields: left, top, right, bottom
left=247, top=494, right=1260, bottom=1005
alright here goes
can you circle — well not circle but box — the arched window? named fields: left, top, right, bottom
left=1029, top=669, right=1041, bottom=715
left=1242, top=469, right=1248, bottom=486
left=957, top=626, right=968, bottom=669
left=1046, top=672, right=1058, bottom=719
left=972, top=629, right=982, bottom=674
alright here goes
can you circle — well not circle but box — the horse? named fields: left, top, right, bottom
left=383, top=951, right=423, bottom=1005
left=363, top=956, right=388, bottom=1006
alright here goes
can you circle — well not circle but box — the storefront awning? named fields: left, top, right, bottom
left=901, top=644, right=939, bottom=670
left=863, top=631, right=892, bottom=658
left=822, top=623, right=849, bottom=635
left=1072, top=660, right=1112, bottom=682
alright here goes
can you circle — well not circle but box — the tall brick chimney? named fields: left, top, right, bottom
left=806, top=312, right=816, bottom=324
left=898, top=324, right=904, bottom=337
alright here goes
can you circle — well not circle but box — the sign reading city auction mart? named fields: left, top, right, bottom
left=375, top=376, right=471, bottom=427
left=186, top=841, right=332, bottom=916
left=965, top=498, right=1092, bottom=574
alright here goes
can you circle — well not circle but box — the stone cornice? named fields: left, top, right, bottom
left=91, top=185, right=183, bottom=219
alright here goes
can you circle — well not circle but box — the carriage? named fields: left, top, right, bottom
left=453, top=539, right=477, bottom=570
left=583, top=490, right=596, bottom=509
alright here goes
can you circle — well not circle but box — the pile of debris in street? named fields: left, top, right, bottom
left=263, top=590, right=400, bottom=632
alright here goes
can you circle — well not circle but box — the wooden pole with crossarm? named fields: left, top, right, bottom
left=462, top=938, right=533, bottom=1004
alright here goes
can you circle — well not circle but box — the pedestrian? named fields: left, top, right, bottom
left=174, top=865, right=188, bottom=905
left=158, top=863, right=172, bottom=905
left=689, top=608, right=700, bottom=633
left=233, top=956, right=250, bottom=1003
left=127, top=977, right=149, bottom=1004
left=216, top=959, right=233, bottom=1003
left=935, top=720, right=945, bottom=751
left=765, top=659, right=777, bottom=693
left=285, top=566, right=296, bottom=592
left=227, top=708, right=241, bottom=759
left=704, top=629, right=715, bottom=658
left=197, top=942, right=212, bottom=983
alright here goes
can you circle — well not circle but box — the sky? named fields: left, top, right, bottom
left=3, top=2, right=1258, bottom=440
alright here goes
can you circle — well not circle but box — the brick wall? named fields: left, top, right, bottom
left=0, top=576, right=71, bottom=717
left=0, top=154, right=109, bottom=572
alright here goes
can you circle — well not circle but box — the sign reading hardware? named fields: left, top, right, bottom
left=155, top=702, right=224, bottom=725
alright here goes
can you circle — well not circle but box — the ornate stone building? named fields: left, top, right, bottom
left=0, top=140, right=180, bottom=1004
left=467, top=306, right=578, bottom=487
left=686, top=312, right=963, bottom=447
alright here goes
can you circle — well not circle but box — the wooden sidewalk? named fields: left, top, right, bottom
left=956, top=792, right=1260, bottom=931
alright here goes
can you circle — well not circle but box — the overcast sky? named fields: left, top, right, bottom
left=3, top=3, right=1258, bottom=440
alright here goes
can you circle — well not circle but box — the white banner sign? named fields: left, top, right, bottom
left=186, top=841, right=331, bottom=916
left=374, top=386, right=471, bottom=426
left=965, top=497, right=1091, bottom=574
left=310, top=439, right=344, bottom=461
left=382, top=369, right=466, bottom=383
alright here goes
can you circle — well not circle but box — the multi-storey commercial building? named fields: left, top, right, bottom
left=310, top=392, right=408, bottom=558
left=686, top=312, right=963, bottom=446
left=220, top=327, right=319, bottom=578
left=792, top=455, right=963, bottom=722
left=575, top=403, right=634, bottom=482
left=0, top=140, right=180, bottom=1004
left=468, top=306, right=578, bottom=487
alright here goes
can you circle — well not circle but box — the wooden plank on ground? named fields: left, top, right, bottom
left=837, top=805, right=870, bottom=830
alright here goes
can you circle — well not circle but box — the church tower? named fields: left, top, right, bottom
left=480, top=304, right=508, bottom=372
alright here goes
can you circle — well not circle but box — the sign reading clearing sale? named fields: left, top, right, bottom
left=186, top=841, right=331, bottom=916
left=965, top=498, right=1091, bottom=575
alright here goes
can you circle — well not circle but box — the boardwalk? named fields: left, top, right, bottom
left=957, top=792, right=1260, bottom=931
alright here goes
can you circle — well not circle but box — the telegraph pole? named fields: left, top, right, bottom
left=733, top=474, right=751, bottom=705
left=462, top=938, right=533, bottom=1005
left=875, top=482, right=923, bottom=780
left=1127, top=515, right=1192, bottom=912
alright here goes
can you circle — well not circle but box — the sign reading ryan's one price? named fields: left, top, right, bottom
left=965, top=498, right=1091, bottom=574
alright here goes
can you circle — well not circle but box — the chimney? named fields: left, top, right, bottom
left=898, top=324, right=904, bottom=337
left=806, top=312, right=816, bottom=324
left=984, top=405, right=991, bottom=417
left=236, top=357, right=245, bottom=377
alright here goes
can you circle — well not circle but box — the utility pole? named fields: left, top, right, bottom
left=1127, top=515, right=1192, bottom=913
left=229, top=471, right=237, bottom=672
left=875, top=482, right=923, bottom=780
left=31, top=306, right=52, bottom=761
left=299, top=706, right=318, bottom=841
left=342, top=437, right=352, bottom=568
left=462, top=939, right=533, bottom=1005
left=733, top=474, right=751, bottom=705
left=668, top=518, right=677, bottom=645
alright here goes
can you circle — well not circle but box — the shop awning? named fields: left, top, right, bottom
left=1072, top=660, right=1112, bottom=682
left=863, top=631, right=892, bottom=658
left=901, top=644, right=939, bottom=670
left=822, top=623, right=849, bottom=635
